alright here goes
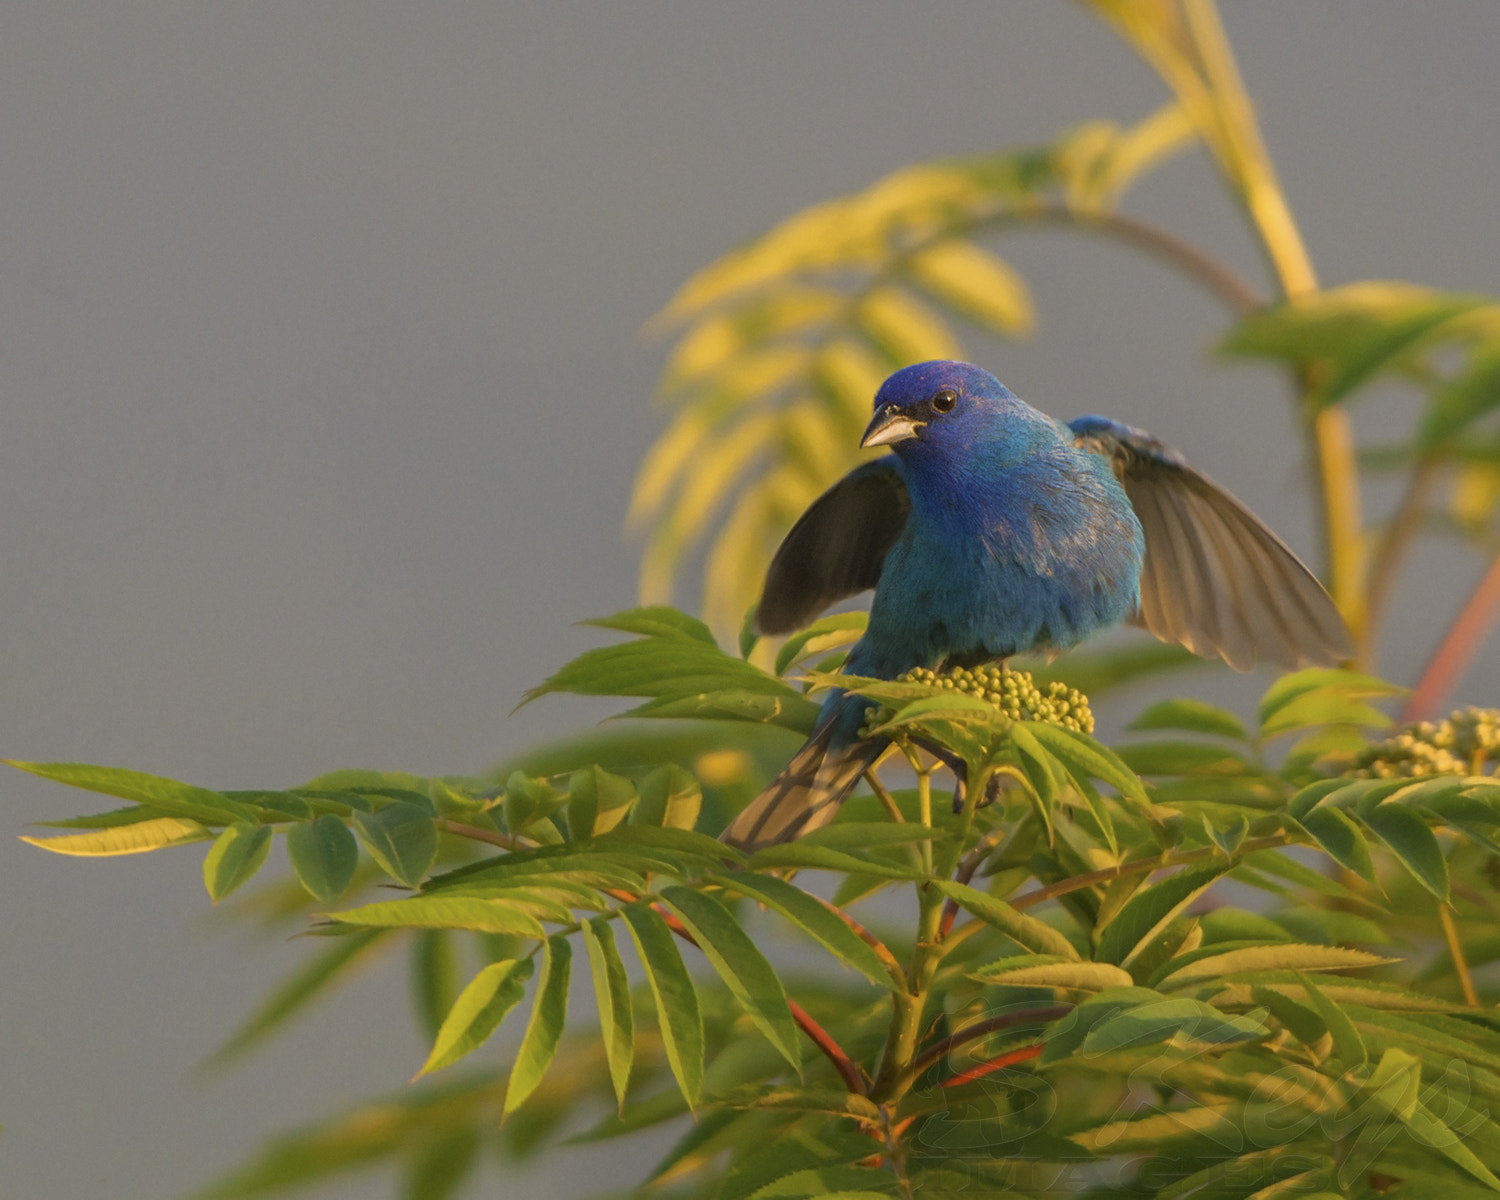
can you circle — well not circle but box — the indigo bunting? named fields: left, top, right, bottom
left=723, top=360, right=1351, bottom=850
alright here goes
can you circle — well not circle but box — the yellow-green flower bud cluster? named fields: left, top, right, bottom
left=1351, top=706, right=1500, bottom=778
left=860, top=664, right=1093, bottom=736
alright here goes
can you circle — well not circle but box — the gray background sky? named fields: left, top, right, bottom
left=3, top=4, right=1497, bottom=1198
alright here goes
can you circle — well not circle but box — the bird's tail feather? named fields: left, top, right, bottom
left=720, top=725, right=885, bottom=851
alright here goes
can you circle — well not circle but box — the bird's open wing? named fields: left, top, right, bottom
left=755, top=458, right=910, bottom=635
left=1069, top=416, right=1353, bottom=671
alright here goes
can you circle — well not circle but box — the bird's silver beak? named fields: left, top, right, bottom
left=861, top=405, right=923, bottom=448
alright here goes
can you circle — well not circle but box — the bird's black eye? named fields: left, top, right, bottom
left=931, top=388, right=957, bottom=414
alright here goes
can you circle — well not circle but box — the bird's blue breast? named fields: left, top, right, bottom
left=847, top=422, right=1144, bottom=678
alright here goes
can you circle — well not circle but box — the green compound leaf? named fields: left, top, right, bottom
left=352, top=803, right=437, bottom=889
left=202, top=821, right=273, bottom=902
left=621, top=903, right=704, bottom=1108
left=420, top=958, right=533, bottom=1077
left=659, top=885, right=800, bottom=1070
left=1127, top=698, right=1248, bottom=741
left=504, top=937, right=571, bottom=1116
left=285, top=814, right=359, bottom=903
left=1024, top=723, right=1149, bottom=806
left=705, top=873, right=896, bottom=990
left=582, top=917, right=634, bottom=1109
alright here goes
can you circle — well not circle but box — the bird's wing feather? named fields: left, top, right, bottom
left=1069, top=416, right=1353, bottom=670
left=755, top=458, right=910, bottom=635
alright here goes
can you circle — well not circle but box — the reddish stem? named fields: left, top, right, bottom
left=1401, top=550, right=1500, bottom=722
left=913, top=1006, right=1072, bottom=1076
left=788, top=999, right=869, bottom=1095
left=938, top=1043, right=1044, bottom=1088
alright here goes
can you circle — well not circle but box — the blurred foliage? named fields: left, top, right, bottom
left=19, top=3, right=1500, bottom=1199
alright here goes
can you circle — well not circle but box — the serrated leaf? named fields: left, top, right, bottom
left=706, top=873, right=894, bottom=989
left=420, top=958, right=533, bottom=1077
left=6, top=759, right=257, bottom=824
left=284, top=814, right=359, bottom=903
left=1079, top=998, right=1267, bottom=1054
left=1255, top=669, right=1403, bottom=730
left=1250, top=985, right=1327, bottom=1046
left=660, top=887, right=799, bottom=1069
left=327, top=896, right=545, bottom=937
left=582, top=918, right=634, bottom=1109
left=968, top=956, right=1134, bottom=992
left=1025, top=723, right=1149, bottom=806
left=1297, top=805, right=1377, bottom=883
left=203, top=822, right=273, bottom=902
left=1095, top=864, right=1228, bottom=967
left=621, top=904, right=703, bottom=1108
left=351, top=804, right=437, bottom=889
left=796, top=823, right=942, bottom=852
left=585, top=606, right=719, bottom=645
left=504, top=937, right=571, bottom=1115
left=19, top=816, right=210, bottom=857
left=1128, top=698, right=1248, bottom=741
left=1364, top=803, right=1449, bottom=899
left=1297, top=971, right=1366, bottom=1067
left=1156, top=944, right=1395, bottom=989
left=932, top=880, right=1079, bottom=959
left=634, top=764, right=702, bottom=831
left=744, top=843, right=921, bottom=879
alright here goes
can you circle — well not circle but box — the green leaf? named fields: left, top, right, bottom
left=797, top=823, right=943, bottom=851
left=1128, top=698, right=1248, bottom=741
left=633, top=763, right=702, bottom=831
left=773, top=612, right=869, bottom=677
left=402, top=1127, right=480, bottom=1200
left=567, top=766, right=637, bottom=839
left=1297, top=971, right=1367, bottom=1067
left=585, top=606, right=719, bottom=645
left=1259, top=692, right=1393, bottom=739
left=502, top=771, right=563, bottom=836
left=209, top=929, right=389, bottom=1067
left=1250, top=985, right=1327, bottom=1046
left=203, top=822, right=273, bottom=902
left=1364, top=803, right=1449, bottom=899
left=744, top=843, right=920, bottom=879
left=706, top=873, right=895, bottom=989
left=659, top=885, right=800, bottom=1070
left=1095, top=865, right=1228, bottom=967
left=582, top=917, right=634, bottom=1109
left=1024, top=723, right=1149, bottom=806
left=1255, top=669, right=1403, bottom=731
left=624, top=689, right=822, bottom=731
left=1115, top=740, right=1260, bottom=777
left=1297, top=805, right=1377, bottom=883
left=504, top=937, right=571, bottom=1115
left=931, top=880, right=1079, bottom=960
left=1079, top=997, right=1267, bottom=1054
left=1155, top=944, right=1395, bottom=989
left=420, top=958, right=533, bottom=1077
left=967, top=957, right=1134, bottom=992
left=352, top=804, right=437, bottom=888
left=284, top=814, right=359, bottom=903
left=621, top=904, right=704, bottom=1108
left=19, top=816, right=210, bottom=857
left=6, top=759, right=257, bottom=824
left=327, top=896, right=545, bottom=937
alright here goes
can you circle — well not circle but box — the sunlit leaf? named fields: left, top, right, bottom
left=6, top=759, right=257, bottom=824
left=20, top=816, right=209, bottom=857
left=203, top=822, right=274, bottom=903
left=621, top=904, right=704, bottom=1108
left=582, top=917, right=634, bottom=1109
left=421, top=958, right=533, bottom=1077
left=504, top=937, right=571, bottom=1115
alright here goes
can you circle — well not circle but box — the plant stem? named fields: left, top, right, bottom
left=788, top=999, right=869, bottom=1094
left=1438, top=903, right=1479, bottom=1007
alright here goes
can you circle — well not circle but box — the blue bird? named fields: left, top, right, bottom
left=723, top=360, right=1352, bottom=850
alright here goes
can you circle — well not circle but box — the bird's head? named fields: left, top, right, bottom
left=861, top=361, right=1028, bottom=458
